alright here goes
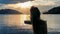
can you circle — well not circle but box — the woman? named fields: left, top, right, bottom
left=30, top=6, right=47, bottom=34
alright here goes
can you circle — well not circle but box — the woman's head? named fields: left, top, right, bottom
left=30, top=6, right=41, bottom=18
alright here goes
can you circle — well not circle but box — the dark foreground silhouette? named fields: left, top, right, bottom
left=25, top=6, right=47, bottom=34
left=0, top=9, right=22, bottom=14
left=43, top=6, right=60, bottom=14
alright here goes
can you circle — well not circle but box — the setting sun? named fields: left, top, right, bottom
left=17, top=1, right=33, bottom=8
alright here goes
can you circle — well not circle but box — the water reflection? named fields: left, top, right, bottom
left=1, top=14, right=32, bottom=28
left=0, top=14, right=60, bottom=34
left=41, top=14, right=60, bottom=32
left=0, top=14, right=33, bottom=34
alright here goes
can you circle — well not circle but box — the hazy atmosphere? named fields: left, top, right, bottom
left=0, top=0, right=60, bottom=13
left=0, top=0, right=60, bottom=34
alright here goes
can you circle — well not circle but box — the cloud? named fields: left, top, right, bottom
left=32, top=0, right=56, bottom=6
left=15, top=0, right=56, bottom=8
left=0, top=0, right=58, bottom=14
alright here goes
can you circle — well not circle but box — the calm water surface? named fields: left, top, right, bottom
left=0, top=14, right=60, bottom=34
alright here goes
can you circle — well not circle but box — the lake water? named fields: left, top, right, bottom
left=0, top=14, right=60, bottom=34
left=41, top=14, right=60, bottom=32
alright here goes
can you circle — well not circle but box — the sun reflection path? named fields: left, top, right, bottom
left=19, top=15, right=32, bottom=29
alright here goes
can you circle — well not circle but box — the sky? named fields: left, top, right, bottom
left=0, top=0, right=60, bottom=12
left=0, top=0, right=60, bottom=14
left=0, top=0, right=33, bottom=4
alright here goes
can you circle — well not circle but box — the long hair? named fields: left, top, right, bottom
left=30, top=6, right=40, bottom=18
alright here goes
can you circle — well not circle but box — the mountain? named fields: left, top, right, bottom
left=0, top=9, right=22, bottom=14
left=43, top=6, right=60, bottom=14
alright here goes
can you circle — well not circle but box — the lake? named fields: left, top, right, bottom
left=0, top=14, right=60, bottom=34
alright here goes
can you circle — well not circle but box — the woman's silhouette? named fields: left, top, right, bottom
left=30, top=6, right=47, bottom=34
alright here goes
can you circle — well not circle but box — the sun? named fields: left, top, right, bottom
left=16, top=1, right=33, bottom=8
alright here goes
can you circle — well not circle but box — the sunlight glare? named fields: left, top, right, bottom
left=17, top=1, right=33, bottom=8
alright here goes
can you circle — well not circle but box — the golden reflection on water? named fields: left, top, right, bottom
left=1, top=14, right=32, bottom=29
left=0, top=14, right=58, bottom=30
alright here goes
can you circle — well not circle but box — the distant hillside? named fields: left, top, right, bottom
left=43, top=6, right=60, bottom=14
left=0, top=9, right=22, bottom=14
